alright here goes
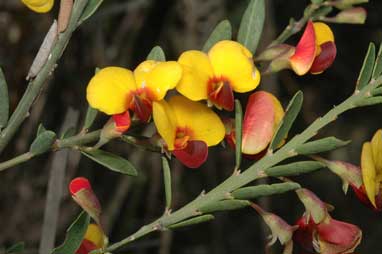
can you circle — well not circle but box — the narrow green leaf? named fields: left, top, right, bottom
left=372, top=87, right=382, bottom=96
left=0, top=68, right=9, bottom=129
left=232, top=182, right=301, bottom=200
left=82, top=149, right=138, bottom=176
left=147, top=46, right=166, bottom=61
left=312, top=6, right=333, bottom=18
left=61, top=126, right=77, bottom=139
left=234, top=100, right=243, bottom=170
left=83, top=106, right=98, bottom=131
left=30, top=131, right=56, bottom=155
left=168, top=215, right=214, bottom=229
left=202, top=20, right=232, bottom=52
left=311, top=0, right=324, bottom=4
left=295, top=137, right=350, bottom=155
left=237, top=0, right=265, bottom=54
left=356, top=43, right=376, bottom=90
left=270, top=91, right=303, bottom=151
left=199, top=200, right=250, bottom=214
left=79, top=0, right=104, bottom=23
left=264, top=161, right=324, bottom=177
left=356, top=96, right=382, bottom=107
left=161, top=156, right=172, bottom=209
left=37, top=123, right=47, bottom=136
left=52, top=211, right=90, bottom=254
left=372, top=42, right=382, bottom=79
left=6, top=242, right=24, bottom=254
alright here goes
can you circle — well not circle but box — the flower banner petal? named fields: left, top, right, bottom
left=153, top=100, right=177, bottom=150
left=361, top=142, right=377, bottom=207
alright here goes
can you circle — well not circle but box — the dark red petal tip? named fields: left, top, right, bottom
left=69, top=177, right=92, bottom=195
left=173, top=140, right=208, bottom=168
left=208, top=79, right=234, bottom=111
left=310, top=41, right=337, bottom=74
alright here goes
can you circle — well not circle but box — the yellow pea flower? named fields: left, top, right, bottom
left=76, top=224, right=106, bottom=254
left=176, top=40, right=261, bottom=111
left=361, top=129, right=382, bottom=208
left=86, top=61, right=182, bottom=122
left=153, top=95, right=225, bottom=168
left=22, top=0, right=54, bottom=13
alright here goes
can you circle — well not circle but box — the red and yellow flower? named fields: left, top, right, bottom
left=153, top=95, right=225, bottom=168
left=224, top=91, right=284, bottom=159
left=87, top=62, right=182, bottom=124
left=176, top=40, right=261, bottom=111
left=76, top=224, right=106, bottom=254
left=290, top=21, right=337, bottom=75
left=22, top=0, right=54, bottom=13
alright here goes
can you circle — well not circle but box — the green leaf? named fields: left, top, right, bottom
left=37, top=123, right=47, bottom=136
left=372, top=42, right=382, bottom=79
left=270, top=91, right=303, bottom=151
left=295, top=137, right=350, bottom=155
left=312, top=6, right=333, bottom=18
left=264, top=161, right=324, bottom=177
left=237, top=0, right=265, bottom=54
left=372, top=87, right=382, bottom=96
left=232, top=182, right=301, bottom=200
left=52, top=211, right=90, bottom=254
left=29, top=130, right=56, bottom=155
left=161, top=156, right=172, bottom=209
left=234, top=100, right=243, bottom=170
left=6, top=242, right=24, bottom=254
left=61, top=126, right=77, bottom=139
left=356, top=96, right=382, bottom=107
left=83, top=105, right=98, bottom=131
left=202, top=20, right=232, bottom=52
left=79, top=0, right=104, bottom=23
left=199, top=200, right=251, bottom=214
left=0, top=68, right=9, bottom=129
left=311, top=0, right=324, bottom=4
left=168, top=215, right=214, bottom=229
left=356, top=42, right=375, bottom=90
left=147, top=46, right=166, bottom=61
left=82, top=149, right=138, bottom=176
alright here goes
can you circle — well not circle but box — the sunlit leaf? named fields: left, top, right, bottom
left=199, top=200, right=250, bottom=214
left=264, top=161, right=324, bottom=177
left=168, top=215, right=214, bottom=229
left=202, top=20, right=232, bottom=52
left=147, top=46, right=166, bottom=61
left=232, top=182, right=300, bottom=200
left=356, top=42, right=375, bottom=90
left=295, top=137, right=350, bottom=155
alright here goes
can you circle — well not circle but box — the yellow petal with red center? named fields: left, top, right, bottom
left=208, top=40, right=260, bottom=93
left=134, top=60, right=182, bottom=101
left=84, top=224, right=104, bottom=248
left=313, top=22, right=335, bottom=46
left=371, top=129, right=382, bottom=172
left=153, top=100, right=177, bottom=150
left=290, top=21, right=317, bottom=76
left=177, top=50, right=213, bottom=101
left=242, top=91, right=276, bottom=155
left=168, top=96, right=225, bottom=147
left=87, top=67, right=136, bottom=115
left=22, top=0, right=54, bottom=13
left=361, top=142, right=377, bottom=207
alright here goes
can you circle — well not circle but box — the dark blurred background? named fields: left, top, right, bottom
left=1, top=0, right=382, bottom=253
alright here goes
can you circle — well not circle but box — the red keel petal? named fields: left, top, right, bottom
left=132, top=95, right=152, bottom=122
left=173, top=140, right=208, bottom=168
left=310, top=41, right=337, bottom=74
left=208, top=79, right=234, bottom=111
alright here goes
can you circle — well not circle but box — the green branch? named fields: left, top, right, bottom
left=0, top=0, right=89, bottom=155
left=95, top=77, right=382, bottom=254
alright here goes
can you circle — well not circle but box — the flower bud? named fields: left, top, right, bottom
left=295, top=188, right=329, bottom=224
left=333, top=7, right=367, bottom=24
left=99, top=111, right=131, bottom=145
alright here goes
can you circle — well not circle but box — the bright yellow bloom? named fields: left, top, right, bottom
left=22, top=0, right=54, bottom=13
left=86, top=62, right=182, bottom=121
left=153, top=96, right=225, bottom=151
left=76, top=224, right=105, bottom=254
left=177, top=40, right=260, bottom=111
left=361, top=129, right=382, bottom=207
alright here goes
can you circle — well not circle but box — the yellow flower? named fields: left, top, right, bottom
left=153, top=96, right=225, bottom=168
left=22, top=0, right=54, bottom=13
left=176, top=40, right=260, bottom=111
left=361, top=129, right=382, bottom=207
left=86, top=62, right=182, bottom=122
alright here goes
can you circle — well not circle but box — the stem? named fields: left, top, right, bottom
left=0, top=152, right=33, bottom=171
left=268, top=3, right=320, bottom=48
left=98, top=77, right=382, bottom=254
left=0, top=0, right=89, bottom=155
